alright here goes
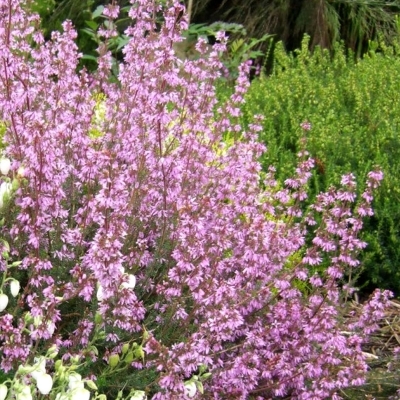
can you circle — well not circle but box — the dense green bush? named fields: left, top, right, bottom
left=244, top=36, right=400, bottom=294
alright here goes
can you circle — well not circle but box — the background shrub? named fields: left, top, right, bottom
left=243, top=36, right=400, bottom=294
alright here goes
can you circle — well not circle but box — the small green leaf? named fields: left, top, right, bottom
left=85, top=20, right=98, bottom=30
left=116, top=36, right=130, bottom=51
left=81, top=28, right=98, bottom=40
left=88, top=345, right=99, bottom=356
left=195, top=381, right=204, bottom=394
left=85, top=380, right=98, bottom=390
left=10, top=261, right=22, bottom=267
left=201, top=372, right=211, bottom=381
left=198, top=364, right=206, bottom=374
left=92, top=5, right=104, bottom=19
left=1, top=239, right=10, bottom=252
left=81, top=55, right=99, bottom=62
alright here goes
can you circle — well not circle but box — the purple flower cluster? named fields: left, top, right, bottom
left=0, top=0, right=391, bottom=398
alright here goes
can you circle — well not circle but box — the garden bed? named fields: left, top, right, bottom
left=344, top=299, right=400, bottom=399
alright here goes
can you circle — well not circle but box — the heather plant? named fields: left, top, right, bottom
left=0, top=0, right=393, bottom=399
left=27, top=0, right=96, bottom=70
left=243, top=36, right=400, bottom=295
left=173, top=22, right=270, bottom=81
left=82, top=4, right=269, bottom=82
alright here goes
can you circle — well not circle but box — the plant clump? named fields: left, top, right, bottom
left=0, top=0, right=392, bottom=398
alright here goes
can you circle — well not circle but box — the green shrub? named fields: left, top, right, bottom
left=243, top=36, right=400, bottom=294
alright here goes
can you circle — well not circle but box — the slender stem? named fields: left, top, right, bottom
left=187, top=0, right=193, bottom=25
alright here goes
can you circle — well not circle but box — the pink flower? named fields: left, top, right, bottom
left=300, top=121, right=312, bottom=130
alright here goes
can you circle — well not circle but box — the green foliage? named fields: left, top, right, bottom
left=26, top=1, right=265, bottom=80
left=172, top=20, right=273, bottom=81
left=18, top=1, right=128, bottom=78
left=243, top=35, right=400, bottom=294
left=188, top=0, right=400, bottom=56
left=26, top=0, right=56, bottom=20
left=0, top=122, right=6, bottom=152
left=80, top=4, right=132, bottom=75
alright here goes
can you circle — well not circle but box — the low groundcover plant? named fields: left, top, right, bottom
left=0, top=0, right=392, bottom=398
